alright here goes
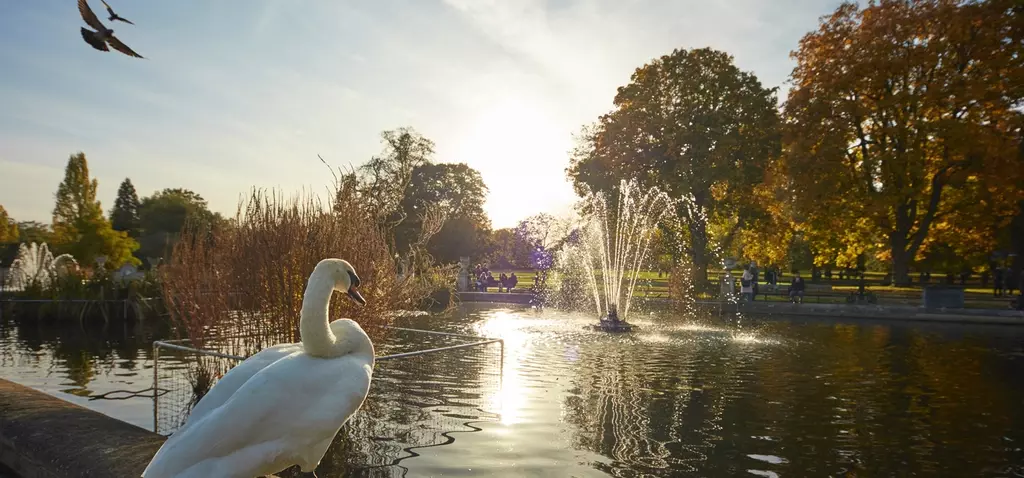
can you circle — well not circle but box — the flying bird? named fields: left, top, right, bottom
left=100, top=0, right=134, bottom=25
left=78, top=0, right=144, bottom=59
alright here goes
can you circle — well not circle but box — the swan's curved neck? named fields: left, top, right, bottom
left=300, top=272, right=337, bottom=357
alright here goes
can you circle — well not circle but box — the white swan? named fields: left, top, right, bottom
left=143, top=258, right=375, bottom=478
left=176, top=321, right=362, bottom=436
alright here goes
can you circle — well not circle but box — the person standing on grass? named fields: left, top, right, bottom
left=749, top=262, right=760, bottom=300
left=508, top=272, right=518, bottom=292
left=499, top=273, right=508, bottom=292
left=740, top=265, right=754, bottom=302
left=994, top=267, right=1004, bottom=297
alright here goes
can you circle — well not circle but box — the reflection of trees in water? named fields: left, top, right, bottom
left=562, top=335, right=757, bottom=476
left=278, top=342, right=503, bottom=478
left=0, top=316, right=169, bottom=397
left=151, top=325, right=503, bottom=477
left=561, top=323, right=1024, bottom=476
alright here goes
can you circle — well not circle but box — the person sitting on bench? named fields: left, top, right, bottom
left=789, top=272, right=805, bottom=303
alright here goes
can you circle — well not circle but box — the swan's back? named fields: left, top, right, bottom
left=168, top=320, right=366, bottom=436
left=174, top=343, right=300, bottom=434
left=142, top=338, right=373, bottom=478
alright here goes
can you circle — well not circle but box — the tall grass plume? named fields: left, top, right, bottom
left=161, top=171, right=455, bottom=358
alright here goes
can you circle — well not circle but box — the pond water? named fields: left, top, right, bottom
left=2, top=304, right=1024, bottom=476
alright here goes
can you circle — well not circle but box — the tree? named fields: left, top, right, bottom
left=783, top=0, right=1024, bottom=284
left=488, top=227, right=534, bottom=269
left=137, top=188, right=225, bottom=259
left=15, top=221, right=50, bottom=244
left=356, top=127, right=435, bottom=222
left=0, top=205, right=18, bottom=243
left=568, top=47, right=781, bottom=277
left=139, top=188, right=222, bottom=236
left=395, top=162, right=492, bottom=264
left=51, top=152, right=139, bottom=267
left=512, top=213, right=571, bottom=285
left=110, top=178, right=141, bottom=236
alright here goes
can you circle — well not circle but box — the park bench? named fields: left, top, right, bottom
left=474, top=276, right=523, bottom=292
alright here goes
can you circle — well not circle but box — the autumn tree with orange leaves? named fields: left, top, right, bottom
left=783, top=0, right=1024, bottom=284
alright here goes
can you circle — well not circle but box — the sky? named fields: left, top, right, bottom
left=0, top=0, right=843, bottom=229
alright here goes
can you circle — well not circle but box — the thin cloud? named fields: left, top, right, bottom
left=1, top=0, right=842, bottom=228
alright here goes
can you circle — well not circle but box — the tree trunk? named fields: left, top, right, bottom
left=688, top=218, right=710, bottom=281
left=890, top=232, right=913, bottom=286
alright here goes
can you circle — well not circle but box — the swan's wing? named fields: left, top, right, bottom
left=174, top=343, right=302, bottom=434
left=143, top=353, right=373, bottom=478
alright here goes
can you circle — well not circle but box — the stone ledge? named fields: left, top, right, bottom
left=0, top=379, right=165, bottom=478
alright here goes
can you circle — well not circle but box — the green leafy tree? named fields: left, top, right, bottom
left=15, top=221, right=51, bottom=244
left=0, top=205, right=18, bottom=243
left=139, top=188, right=223, bottom=236
left=783, top=0, right=1024, bottom=284
left=568, top=47, right=781, bottom=277
left=488, top=227, right=534, bottom=269
left=396, top=162, right=492, bottom=264
left=356, top=127, right=435, bottom=223
left=137, top=188, right=225, bottom=259
left=51, top=152, right=139, bottom=267
left=110, top=178, right=141, bottom=236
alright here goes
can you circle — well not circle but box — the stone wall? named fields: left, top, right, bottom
left=0, top=379, right=164, bottom=478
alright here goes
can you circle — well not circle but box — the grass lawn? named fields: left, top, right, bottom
left=477, top=268, right=1017, bottom=308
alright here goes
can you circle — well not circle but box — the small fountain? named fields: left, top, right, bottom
left=567, top=180, right=672, bottom=333
left=8, top=242, right=78, bottom=291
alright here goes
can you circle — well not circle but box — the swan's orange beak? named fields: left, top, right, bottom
left=347, top=286, right=366, bottom=306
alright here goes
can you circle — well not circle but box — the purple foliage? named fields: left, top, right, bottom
left=531, top=246, right=554, bottom=271
left=565, top=228, right=582, bottom=246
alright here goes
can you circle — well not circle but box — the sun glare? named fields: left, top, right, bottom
left=449, top=97, right=575, bottom=228
left=476, top=310, right=532, bottom=426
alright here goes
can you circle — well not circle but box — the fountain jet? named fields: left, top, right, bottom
left=569, top=180, right=671, bottom=332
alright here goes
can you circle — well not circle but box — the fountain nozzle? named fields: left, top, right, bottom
left=604, top=304, right=619, bottom=323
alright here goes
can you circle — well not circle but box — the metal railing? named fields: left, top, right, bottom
left=152, top=326, right=504, bottom=435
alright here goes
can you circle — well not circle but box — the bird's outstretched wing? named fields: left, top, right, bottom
left=78, top=0, right=106, bottom=32
left=107, top=35, right=144, bottom=58
left=80, top=28, right=109, bottom=51
left=101, top=1, right=136, bottom=25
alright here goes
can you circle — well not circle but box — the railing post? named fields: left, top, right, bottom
left=499, top=339, right=505, bottom=379
left=153, top=342, right=160, bottom=434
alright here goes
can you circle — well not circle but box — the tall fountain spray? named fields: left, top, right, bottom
left=569, top=179, right=671, bottom=331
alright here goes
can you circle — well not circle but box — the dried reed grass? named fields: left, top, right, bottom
left=161, top=173, right=456, bottom=358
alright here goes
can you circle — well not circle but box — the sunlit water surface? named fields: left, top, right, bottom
left=2, top=304, right=1024, bottom=477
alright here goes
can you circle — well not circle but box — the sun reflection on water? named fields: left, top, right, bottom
left=730, top=332, right=781, bottom=346
left=474, top=310, right=532, bottom=426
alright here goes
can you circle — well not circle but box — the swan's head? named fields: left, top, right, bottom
left=319, top=258, right=366, bottom=306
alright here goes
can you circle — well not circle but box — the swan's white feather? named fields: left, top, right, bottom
left=175, top=316, right=363, bottom=435
left=174, top=343, right=301, bottom=434
left=143, top=349, right=372, bottom=478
